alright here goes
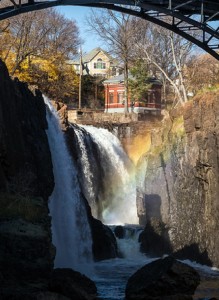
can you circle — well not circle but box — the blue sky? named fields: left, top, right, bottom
left=56, top=6, right=106, bottom=53
left=56, top=5, right=219, bottom=57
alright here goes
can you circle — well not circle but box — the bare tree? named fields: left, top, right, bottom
left=43, top=9, right=80, bottom=58
left=87, top=10, right=193, bottom=108
left=186, top=53, right=219, bottom=94
left=130, top=18, right=194, bottom=106
left=86, top=9, right=137, bottom=113
left=0, top=7, right=81, bottom=102
left=1, top=8, right=80, bottom=75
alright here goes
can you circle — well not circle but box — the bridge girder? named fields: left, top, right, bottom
left=0, top=0, right=219, bottom=60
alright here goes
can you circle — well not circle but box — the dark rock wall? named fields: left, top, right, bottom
left=0, top=60, right=54, bottom=198
left=137, top=93, right=219, bottom=267
left=0, top=59, right=55, bottom=297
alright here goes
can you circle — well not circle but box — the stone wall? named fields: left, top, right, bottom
left=68, top=109, right=161, bottom=124
left=136, top=92, right=219, bottom=267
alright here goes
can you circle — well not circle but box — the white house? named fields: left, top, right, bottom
left=68, top=47, right=121, bottom=78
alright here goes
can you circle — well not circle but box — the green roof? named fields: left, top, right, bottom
left=104, top=74, right=162, bottom=85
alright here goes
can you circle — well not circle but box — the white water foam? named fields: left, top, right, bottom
left=73, top=126, right=97, bottom=217
left=80, top=125, right=138, bottom=225
left=117, top=227, right=145, bottom=260
left=45, top=97, right=93, bottom=275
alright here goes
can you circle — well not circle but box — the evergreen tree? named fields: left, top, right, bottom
left=129, top=60, right=151, bottom=103
left=81, top=75, right=105, bottom=109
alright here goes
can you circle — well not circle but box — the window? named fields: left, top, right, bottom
left=94, top=58, right=106, bottom=69
left=109, top=93, right=114, bottom=103
left=117, top=92, right=124, bottom=104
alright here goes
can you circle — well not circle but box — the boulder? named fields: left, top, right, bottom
left=125, top=256, right=200, bottom=300
left=36, top=292, right=70, bottom=299
left=114, top=225, right=125, bottom=239
left=49, top=268, right=97, bottom=300
left=89, top=216, right=118, bottom=261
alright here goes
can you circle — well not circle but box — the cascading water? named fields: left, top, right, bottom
left=115, top=226, right=145, bottom=259
left=93, top=225, right=153, bottom=300
left=44, top=103, right=219, bottom=299
left=73, top=125, right=138, bottom=225
left=73, top=126, right=98, bottom=218
left=45, top=98, right=93, bottom=275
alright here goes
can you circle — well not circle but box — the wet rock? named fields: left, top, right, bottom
left=114, top=225, right=125, bottom=239
left=89, top=216, right=118, bottom=261
left=51, top=101, right=69, bottom=131
left=49, top=268, right=97, bottom=300
left=36, top=292, right=70, bottom=299
left=125, top=256, right=200, bottom=300
left=203, top=298, right=218, bottom=300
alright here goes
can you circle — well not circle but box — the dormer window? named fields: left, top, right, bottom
left=94, top=58, right=106, bottom=69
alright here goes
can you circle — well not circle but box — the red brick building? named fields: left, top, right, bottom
left=103, top=74, right=162, bottom=113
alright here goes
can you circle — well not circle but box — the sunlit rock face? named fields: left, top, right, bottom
left=137, top=93, right=219, bottom=267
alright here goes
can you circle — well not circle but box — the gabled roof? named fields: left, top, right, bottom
left=83, top=47, right=104, bottom=63
left=68, top=47, right=118, bottom=65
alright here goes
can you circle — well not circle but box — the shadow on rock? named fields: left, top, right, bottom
left=173, top=243, right=213, bottom=267
left=125, top=256, right=200, bottom=300
left=139, top=217, right=172, bottom=257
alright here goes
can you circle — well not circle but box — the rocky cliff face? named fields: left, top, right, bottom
left=0, top=61, right=54, bottom=197
left=137, top=92, right=219, bottom=267
left=0, top=60, right=55, bottom=297
left=0, top=60, right=100, bottom=299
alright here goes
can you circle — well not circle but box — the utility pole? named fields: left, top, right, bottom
left=124, top=58, right=129, bottom=113
left=78, top=46, right=82, bottom=110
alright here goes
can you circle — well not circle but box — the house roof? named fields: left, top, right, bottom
left=83, top=47, right=105, bottom=63
left=104, top=74, right=162, bottom=85
left=103, top=74, right=126, bottom=84
left=68, top=47, right=118, bottom=66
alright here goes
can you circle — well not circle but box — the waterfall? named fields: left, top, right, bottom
left=73, top=126, right=98, bottom=218
left=45, top=98, right=93, bottom=275
left=115, top=226, right=144, bottom=259
left=74, top=125, right=138, bottom=225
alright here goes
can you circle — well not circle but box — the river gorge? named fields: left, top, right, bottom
left=0, top=58, right=219, bottom=299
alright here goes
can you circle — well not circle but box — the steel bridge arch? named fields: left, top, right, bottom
left=0, top=0, right=219, bottom=60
